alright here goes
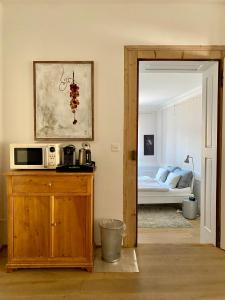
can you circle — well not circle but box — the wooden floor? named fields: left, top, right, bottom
left=1, top=244, right=225, bottom=299
left=138, top=218, right=200, bottom=244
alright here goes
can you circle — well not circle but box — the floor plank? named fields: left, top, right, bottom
left=1, top=244, right=225, bottom=299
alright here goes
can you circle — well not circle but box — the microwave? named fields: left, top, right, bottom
left=10, top=144, right=61, bottom=169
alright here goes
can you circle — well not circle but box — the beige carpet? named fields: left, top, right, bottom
left=138, top=204, right=192, bottom=228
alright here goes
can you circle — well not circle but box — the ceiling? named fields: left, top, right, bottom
left=139, top=61, right=205, bottom=110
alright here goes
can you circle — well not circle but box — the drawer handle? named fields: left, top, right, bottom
left=51, top=223, right=57, bottom=227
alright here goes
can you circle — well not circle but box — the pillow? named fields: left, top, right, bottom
left=155, top=168, right=169, bottom=182
left=164, top=172, right=181, bottom=189
left=167, top=166, right=181, bottom=172
left=176, top=170, right=193, bottom=189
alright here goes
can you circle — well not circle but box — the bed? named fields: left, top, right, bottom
left=138, top=175, right=193, bottom=204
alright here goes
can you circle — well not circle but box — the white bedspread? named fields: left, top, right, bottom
left=138, top=176, right=169, bottom=192
left=138, top=176, right=192, bottom=204
left=138, top=176, right=192, bottom=194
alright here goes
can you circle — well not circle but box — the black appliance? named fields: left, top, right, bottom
left=56, top=161, right=95, bottom=173
left=61, top=145, right=76, bottom=165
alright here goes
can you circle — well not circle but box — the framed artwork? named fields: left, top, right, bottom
left=144, top=135, right=154, bottom=155
left=33, top=61, right=94, bottom=140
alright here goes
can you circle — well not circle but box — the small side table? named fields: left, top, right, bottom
left=182, top=197, right=198, bottom=219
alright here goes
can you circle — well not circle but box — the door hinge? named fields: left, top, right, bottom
left=130, top=150, right=137, bottom=161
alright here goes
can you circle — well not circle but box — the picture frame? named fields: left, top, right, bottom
left=33, top=61, right=94, bottom=141
left=144, top=135, right=154, bottom=155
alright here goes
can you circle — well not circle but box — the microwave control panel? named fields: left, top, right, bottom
left=47, top=145, right=60, bottom=168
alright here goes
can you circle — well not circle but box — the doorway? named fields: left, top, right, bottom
left=137, top=60, right=218, bottom=245
left=123, top=45, right=225, bottom=248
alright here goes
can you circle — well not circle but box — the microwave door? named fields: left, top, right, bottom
left=14, top=147, right=44, bottom=168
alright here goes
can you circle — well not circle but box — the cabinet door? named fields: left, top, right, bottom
left=12, top=196, right=50, bottom=258
left=52, top=196, right=92, bottom=260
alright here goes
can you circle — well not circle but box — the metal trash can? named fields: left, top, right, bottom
left=182, top=196, right=198, bottom=220
left=99, top=219, right=125, bottom=263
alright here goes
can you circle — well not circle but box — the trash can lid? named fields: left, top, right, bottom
left=99, top=219, right=124, bottom=230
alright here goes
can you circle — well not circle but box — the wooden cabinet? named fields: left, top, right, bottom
left=6, top=171, right=94, bottom=272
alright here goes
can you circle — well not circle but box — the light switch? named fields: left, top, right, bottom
left=111, top=143, right=120, bottom=152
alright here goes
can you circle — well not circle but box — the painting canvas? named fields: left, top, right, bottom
left=34, top=61, right=94, bottom=140
left=144, top=135, right=154, bottom=155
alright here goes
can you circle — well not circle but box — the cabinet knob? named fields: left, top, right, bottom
left=48, top=182, right=52, bottom=187
left=51, top=222, right=57, bottom=227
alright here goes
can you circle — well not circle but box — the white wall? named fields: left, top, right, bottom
left=138, top=111, right=162, bottom=177
left=138, top=112, right=159, bottom=166
left=1, top=0, right=225, bottom=244
left=161, top=94, right=202, bottom=176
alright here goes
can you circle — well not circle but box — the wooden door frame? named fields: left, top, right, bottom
left=123, top=45, right=225, bottom=248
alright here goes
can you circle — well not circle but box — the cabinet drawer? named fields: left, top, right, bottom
left=12, top=175, right=90, bottom=194
left=12, top=176, right=52, bottom=193
left=51, top=176, right=89, bottom=194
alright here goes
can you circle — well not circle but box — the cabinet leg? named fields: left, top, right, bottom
left=6, top=267, right=14, bottom=273
left=86, top=266, right=93, bottom=272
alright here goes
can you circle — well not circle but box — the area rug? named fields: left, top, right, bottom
left=138, top=204, right=192, bottom=228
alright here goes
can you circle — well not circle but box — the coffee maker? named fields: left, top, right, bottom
left=61, top=145, right=76, bottom=165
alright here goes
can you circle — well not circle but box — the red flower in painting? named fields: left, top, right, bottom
left=70, top=74, right=80, bottom=125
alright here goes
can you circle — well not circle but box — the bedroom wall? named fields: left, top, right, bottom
left=138, top=111, right=161, bottom=177
left=161, top=93, right=202, bottom=177
left=1, top=0, right=225, bottom=244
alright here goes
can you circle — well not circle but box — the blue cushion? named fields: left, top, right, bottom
left=167, top=166, right=181, bottom=172
left=155, top=168, right=170, bottom=182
